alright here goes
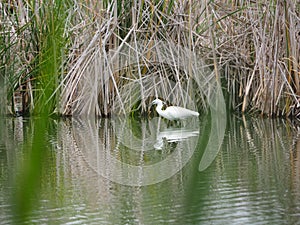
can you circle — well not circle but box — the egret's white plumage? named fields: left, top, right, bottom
left=151, top=99, right=199, bottom=120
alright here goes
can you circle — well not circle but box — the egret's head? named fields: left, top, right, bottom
left=151, top=99, right=164, bottom=106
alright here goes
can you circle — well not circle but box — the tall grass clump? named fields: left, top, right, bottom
left=1, top=0, right=299, bottom=118
left=0, top=0, right=71, bottom=116
left=206, top=0, right=300, bottom=117
left=59, top=0, right=210, bottom=116
left=32, top=0, right=71, bottom=115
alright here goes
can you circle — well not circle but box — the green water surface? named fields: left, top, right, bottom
left=0, top=115, right=299, bottom=224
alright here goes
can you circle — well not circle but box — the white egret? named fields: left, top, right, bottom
left=151, top=99, right=199, bottom=120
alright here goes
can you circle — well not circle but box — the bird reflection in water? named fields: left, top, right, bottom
left=154, top=127, right=199, bottom=150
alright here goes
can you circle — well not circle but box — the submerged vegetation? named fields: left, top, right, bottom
left=0, top=0, right=299, bottom=118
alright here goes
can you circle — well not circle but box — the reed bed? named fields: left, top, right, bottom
left=0, top=0, right=299, bottom=118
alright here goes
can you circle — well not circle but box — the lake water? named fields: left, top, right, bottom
left=0, top=114, right=300, bottom=224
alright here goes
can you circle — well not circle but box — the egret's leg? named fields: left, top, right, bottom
left=166, top=119, right=182, bottom=127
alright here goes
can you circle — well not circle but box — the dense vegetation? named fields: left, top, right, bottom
left=0, top=0, right=299, bottom=118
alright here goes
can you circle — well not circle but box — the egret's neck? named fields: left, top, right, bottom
left=155, top=101, right=164, bottom=112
